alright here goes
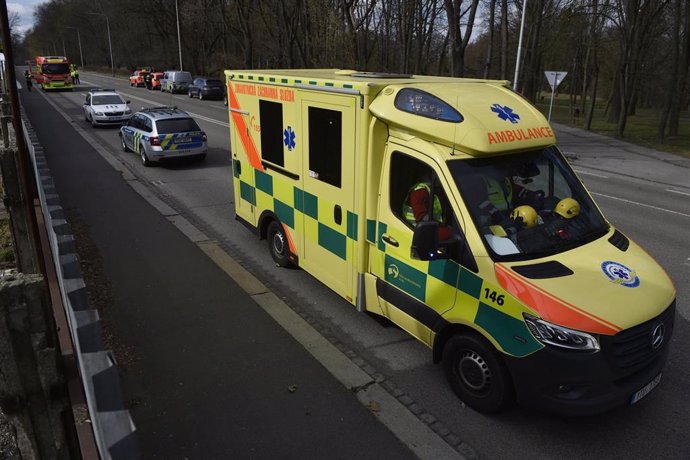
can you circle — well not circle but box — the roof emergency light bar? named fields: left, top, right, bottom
left=140, top=106, right=179, bottom=113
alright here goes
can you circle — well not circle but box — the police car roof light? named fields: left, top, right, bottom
left=141, top=106, right=179, bottom=114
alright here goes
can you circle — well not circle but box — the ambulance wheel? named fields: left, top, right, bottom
left=443, top=333, right=514, bottom=413
left=90, top=116, right=97, bottom=128
left=268, top=221, right=291, bottom=267
left=140, top=145, right=152, bottom=167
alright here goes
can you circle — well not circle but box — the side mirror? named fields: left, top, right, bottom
left=126, top=100, right=131, bottom=104
left=411, top=221, right=441, bottom=260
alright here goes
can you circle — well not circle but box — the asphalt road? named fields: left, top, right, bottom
left=22, top=71, right=690, bottom=459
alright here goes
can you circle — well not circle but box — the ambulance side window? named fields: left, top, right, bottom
left=390, top=152, right=478, bottom=272
left=308, top=107, right=342, bottom=188
left=389, top=153, right=436, bottom=226
left=259, top=100, right=285, bottom=167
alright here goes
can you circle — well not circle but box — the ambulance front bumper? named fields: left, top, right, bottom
left=505, top=301, right=675, bottom=415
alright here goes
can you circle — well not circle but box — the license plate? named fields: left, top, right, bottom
left=631, top=373, right=662, bottom=404
left=174, top=137, right=191, bottom=144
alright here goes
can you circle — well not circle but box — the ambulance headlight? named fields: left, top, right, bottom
left=125, top=108, right=132, bottom=114
left=523, top=314, right=600, bottom=351
left=94, top=111, right=104, bottom=116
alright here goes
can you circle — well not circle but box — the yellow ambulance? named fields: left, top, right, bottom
left=224, top=69, right=676, bottom=414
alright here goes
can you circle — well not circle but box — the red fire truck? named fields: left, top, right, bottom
left=34, top=56, right=73, bottom=91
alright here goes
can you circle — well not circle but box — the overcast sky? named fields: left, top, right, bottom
left=8, top=0, right=46, bottom=36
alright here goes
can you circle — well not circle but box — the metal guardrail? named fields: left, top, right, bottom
left=21, top=114, right=140, bottom=459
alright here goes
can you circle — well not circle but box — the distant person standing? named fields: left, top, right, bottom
left=71, top=67, right=80, bottom=85
left=24, top=70, right=32, bottom=92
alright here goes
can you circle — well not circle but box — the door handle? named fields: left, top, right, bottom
left=334, top=205, right=342, bottom=225
left=381, top=233, right=399, bottom=247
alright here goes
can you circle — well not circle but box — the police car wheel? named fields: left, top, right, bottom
left=120, top=134, right=129, bottom=152
left=140, top=145, right=152, bottom=167
left=268, top=221, right=291, bottom=267
left=199, top=92, right=203, bottom=100
left=443, top=334, right=514, bottom=413
left=188, top=90, right=193, bottom=98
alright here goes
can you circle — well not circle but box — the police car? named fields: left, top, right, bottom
left=83, top=89, right=132, bottom=127
left=119, top=106, right=207, bottom=166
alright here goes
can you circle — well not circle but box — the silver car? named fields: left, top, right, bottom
left=119, top=106, right=207, bottom=166
left=160, top=70, right=193, bottom=94
left=83, top=89, right=132, bottom=127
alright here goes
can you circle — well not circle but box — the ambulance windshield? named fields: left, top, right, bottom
left=447, top=146, right=609, bottom=261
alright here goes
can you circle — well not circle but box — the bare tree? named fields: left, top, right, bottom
left=443, top=0, right=480, bottom=77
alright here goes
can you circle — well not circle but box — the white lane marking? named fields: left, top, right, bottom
left=82, top=77, right=230, bottom=128
left=592, top=192, right=690, bottom=218
left=667, top=189, right=690, bottom=197
left=573, top=168, right=609, bottom=178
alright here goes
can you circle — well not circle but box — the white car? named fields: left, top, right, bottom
left=83, top=89, right=132, bottom=127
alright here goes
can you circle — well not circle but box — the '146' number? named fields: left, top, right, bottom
left=483, top=288, right=505, bottom=306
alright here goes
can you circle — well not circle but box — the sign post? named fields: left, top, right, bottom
left=544, top=71, right=567, bottom=122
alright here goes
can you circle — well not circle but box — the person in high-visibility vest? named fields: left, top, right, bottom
left=24, top=70, right=32, bottom=92
left=403, top=178, right=453, bottom=240
left=477, top=171, right=544, bottom=224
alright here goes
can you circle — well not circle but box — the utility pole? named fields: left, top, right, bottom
left=175, top=0, right=183, bottom=70
left=64, top=27, right=84, bottom=69
left=513, top=0, right=528, bottom=92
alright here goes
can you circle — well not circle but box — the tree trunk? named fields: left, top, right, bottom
left=669, top=0, right=690, bottom=136
left=484, top=0, right=496, bottom=79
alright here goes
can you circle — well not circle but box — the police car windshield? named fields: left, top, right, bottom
left=156, top=118, right=201, bottom=134
left=447, top=146, right=609, bottom=261
left=93, top=95, right=124, bottom=105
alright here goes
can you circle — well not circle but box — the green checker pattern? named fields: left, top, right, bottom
left=377, top=222, right=541, bottom=356
left=238, top=171, right=357, bottom=261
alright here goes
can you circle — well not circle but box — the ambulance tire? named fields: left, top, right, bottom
left=443, top=333, right=514, bottom=413
left=268, top=221, right=291, bottom=267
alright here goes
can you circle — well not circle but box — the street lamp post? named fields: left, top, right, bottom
left=87, top=12, right=114, bottom=76
left=175, top=0, right=183, bottom=70
left=64, top=26, right=84, bottom=69
left=513, top=0, right=528, bottom=92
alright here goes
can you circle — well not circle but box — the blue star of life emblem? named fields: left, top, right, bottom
left=491, top=104, right=520, bottom=124
left=283, top=126, right=296, bottom=151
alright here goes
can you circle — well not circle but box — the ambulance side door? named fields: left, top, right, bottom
left=298, top=92, right=357, bottom=301
left=374, top=147, right=464, bottom=346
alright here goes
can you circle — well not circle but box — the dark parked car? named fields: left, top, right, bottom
left=188, top=77, right=225, bottom=100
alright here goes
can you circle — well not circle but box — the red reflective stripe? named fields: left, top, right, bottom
left=495, top=263, right=621, bottom=335
left=228, top=84, right=264, bottom=171
left=282, top=223, right=298, bottom=257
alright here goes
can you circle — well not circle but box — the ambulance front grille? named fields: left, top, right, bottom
left=603, top=303, right=675, bottom=371
left=105, top=111, right=124, bottom=116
